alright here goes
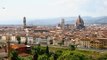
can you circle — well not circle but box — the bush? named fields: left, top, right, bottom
left=97, top=53, right=107, bottom=60
left=38, top=54, right=49, bottom=60
left=55, top=50, right=63, bottom=57
left=19, top=56, right=32, bottom=60
left=58, top=50, right=91, bottom=60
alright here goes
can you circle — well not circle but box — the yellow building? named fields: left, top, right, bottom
left=90, top=38, right=107, bottom=49
left=80, top=38, right=90, bottom=48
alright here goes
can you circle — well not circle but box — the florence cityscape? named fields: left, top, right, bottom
left=0, top=0, right=107, bottom=60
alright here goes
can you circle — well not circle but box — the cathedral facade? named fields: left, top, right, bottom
left=76, top=15, right=85, bottom=29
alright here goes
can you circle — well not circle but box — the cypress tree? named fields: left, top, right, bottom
left=46, top=46, right=49, bottom=55
left=33, top=53, right=38, bottom=60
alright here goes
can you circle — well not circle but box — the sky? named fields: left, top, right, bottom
left=0, top=0, right=107, bottom=24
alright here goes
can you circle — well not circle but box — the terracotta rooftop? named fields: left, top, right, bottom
left=10, top=44, right=30, bottom=50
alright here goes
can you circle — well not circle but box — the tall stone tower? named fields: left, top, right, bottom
left=76, top=15, right=85, bottom=29
left=61, top=18, right=65, bottom=30
left=23, top=17, right=26, bottom=29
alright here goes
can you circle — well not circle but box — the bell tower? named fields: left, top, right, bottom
left=23, top=17, right=26, bottom=29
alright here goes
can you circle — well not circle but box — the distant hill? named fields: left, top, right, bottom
left=92, top=16, right=107, bottom=24
left=27, top=16, right=107, bottom=25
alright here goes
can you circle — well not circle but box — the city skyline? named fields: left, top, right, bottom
left=0, top=0, right=107, bottom=24
left=0, top=0, right=107, bottom=59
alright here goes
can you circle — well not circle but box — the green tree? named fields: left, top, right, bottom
left=38, top=54, right=49, bottom=60
left=58, top=55, right=80, bottom=60
left=19, top=56, right=32, bottom=60
left=72, top=52, right=88, bottom=60
left=10, top=50, right=20, bottom=60
left=97, top=53, right=107, bottom=60
left=49, top=55, right=54, bottom=60
left=58, top=50, right=90, bottom=60
left=58, top=50, right=71, bottom=60
left=34, top=45, right=41, bottom=54
left=69, top=44, right=76, bottom=51
left=32, top=45, right=46, bottom=55
left=55, top=50, right=62, bottom=58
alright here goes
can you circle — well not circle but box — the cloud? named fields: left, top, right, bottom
left=45, top=0, right=106, bottom=17
left=0, top=0, right=107, bottom=20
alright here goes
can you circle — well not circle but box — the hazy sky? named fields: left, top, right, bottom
left=0, top=0, right=107, bottom=24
